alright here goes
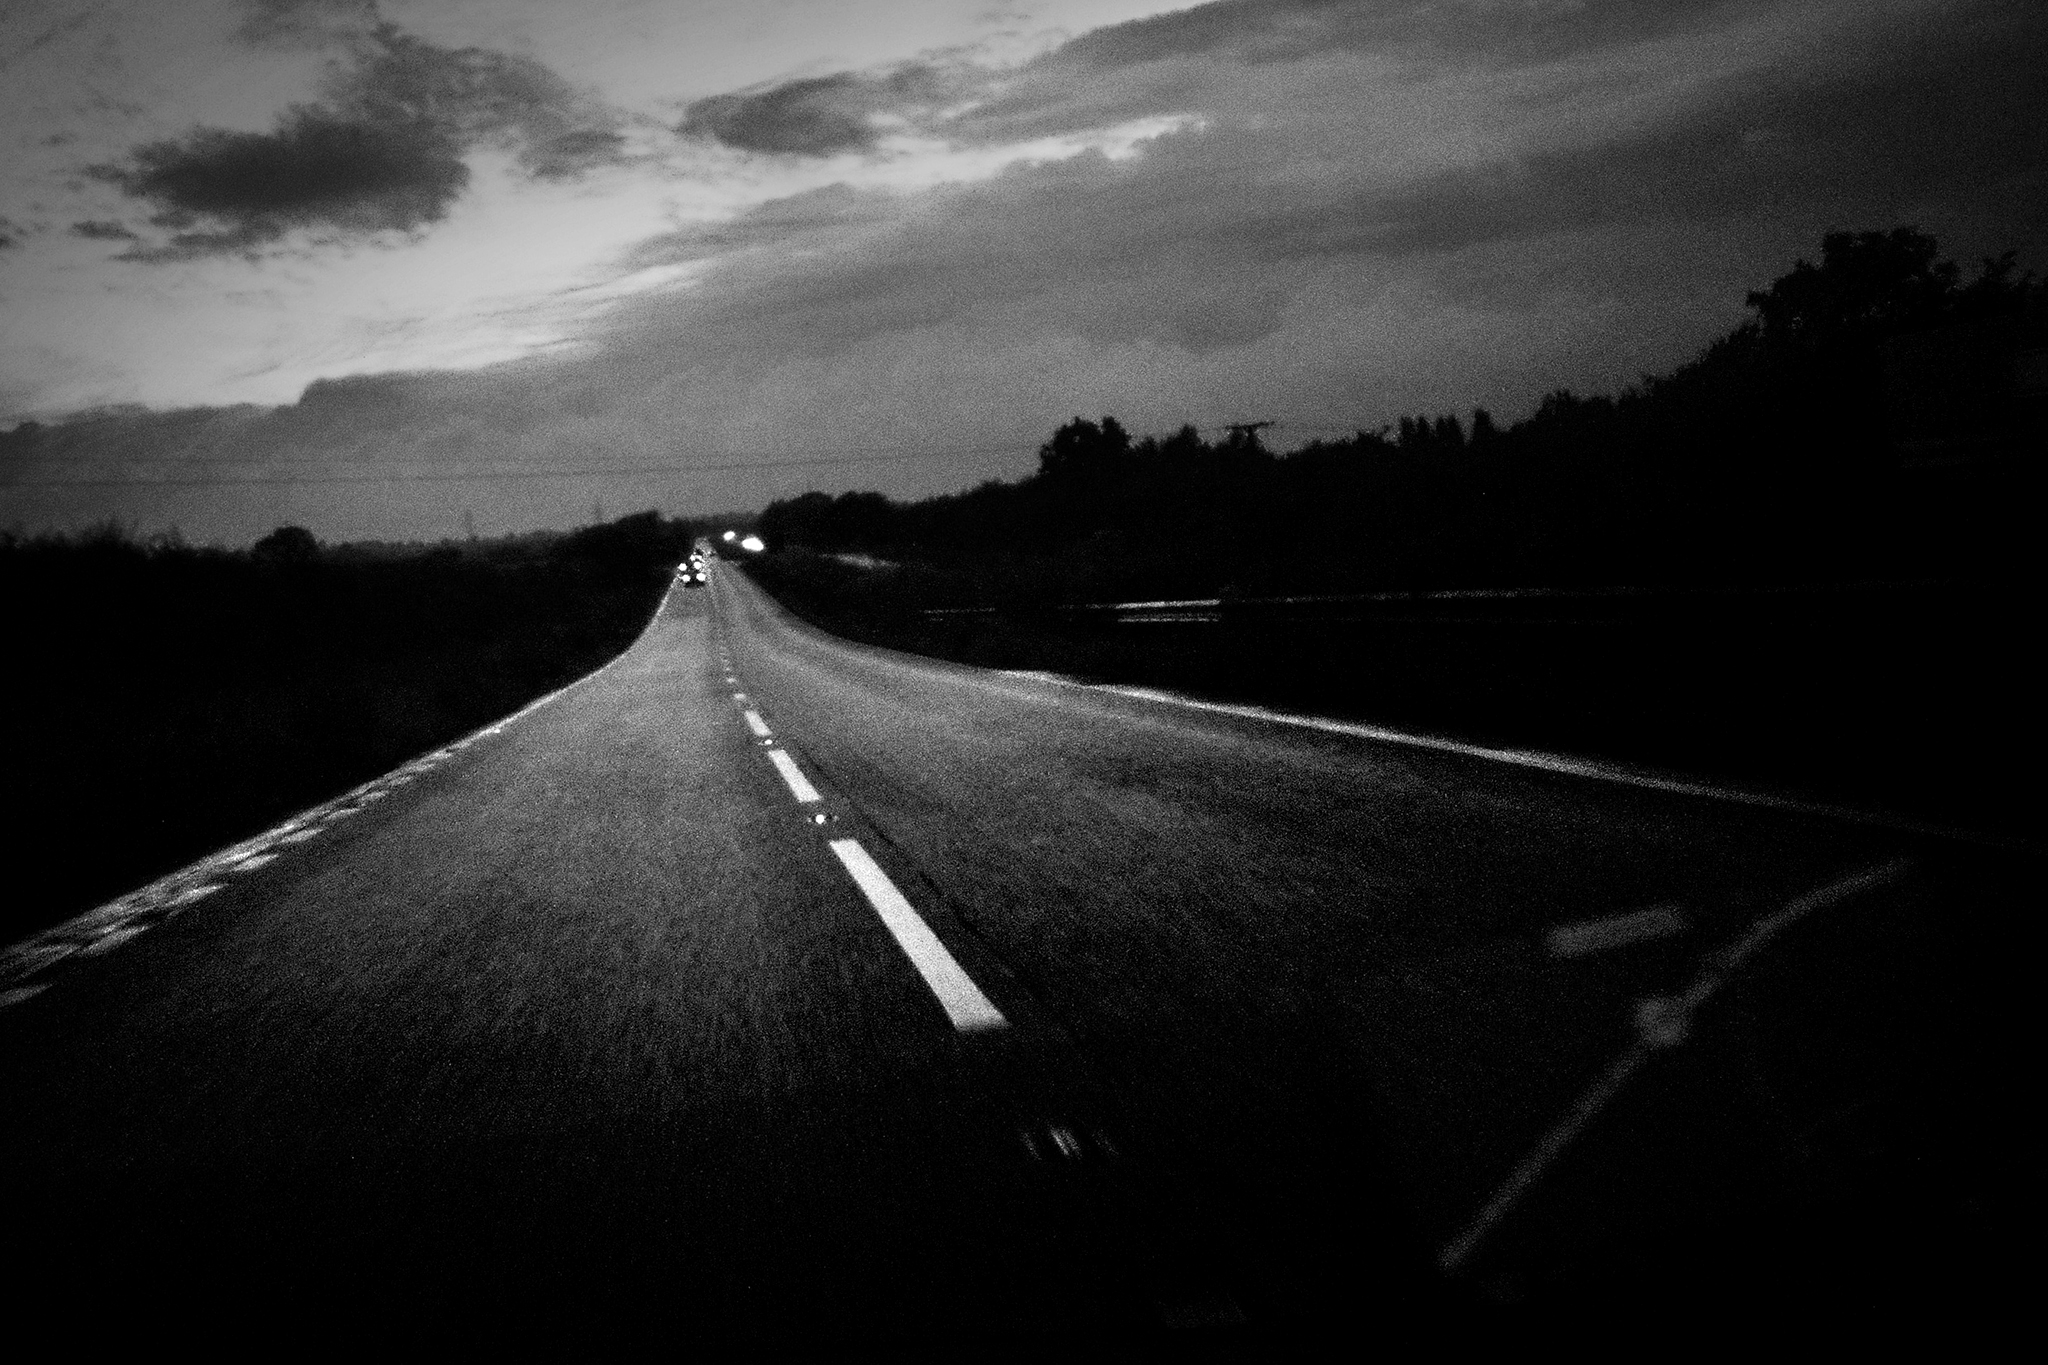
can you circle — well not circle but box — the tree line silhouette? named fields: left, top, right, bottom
left=1, top=511, right=694, bottom=943
left=757, top=228, right=2041, bottom=605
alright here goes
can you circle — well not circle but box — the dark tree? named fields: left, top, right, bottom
left=1745, top=227, right=1959, bottom=345
left=251, top=525, right=319, bottom=564
left=1037, top=416, right=1131, bottom=480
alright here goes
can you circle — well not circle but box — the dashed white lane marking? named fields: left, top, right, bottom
left=0, top=985, right=49, bottom=1009
left=1548, top=905, right=1687, bottom=957
left=742, top=709, right=772, bottom=738
left=767, top=749, right=823, bottom=803
left=827, top=838, right=1007, bottom=1033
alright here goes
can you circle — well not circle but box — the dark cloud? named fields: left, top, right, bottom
left=88, top=19, right=626, bottom=259
left=333, top=23, right=626, bottom=176
left=69, top=219, right=139, bottom=241
left=678, top=64, right=955, bottom=156
left=89, top=107, right=469, bottom=259
left=591, top=145, right=1309, bottom=369
left=235, top=0, right=380, bottom=49
left=1049, top=0, right=1773, bottom=70
left=944, top=0, right=1786, bottom=148
left=681, top=74, right=881, bottom=156
left=0, top=6, right=99, bottom=72
left=1279, top=0, right=2048, bottom=265
left=522, top=127, right=629, bottom=180
left=0, top=215, right=23, bottom=249
left=608, top=0, right=2048, bottom=378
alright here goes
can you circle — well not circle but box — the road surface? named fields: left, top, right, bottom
left=0, top=554, right=2021, bottom=1343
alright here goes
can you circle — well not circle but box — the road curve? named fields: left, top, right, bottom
left=0, top=554, right=2020, bottom=1343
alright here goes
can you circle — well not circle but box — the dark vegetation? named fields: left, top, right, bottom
left=1, top=511, right=693, bottom=943
left=743, top=229, right=2042, bottom=835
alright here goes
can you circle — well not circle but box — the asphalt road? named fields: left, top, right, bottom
left=0, top=554, right=2024, bottom=1344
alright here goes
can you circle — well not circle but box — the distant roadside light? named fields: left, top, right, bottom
left=721, top=531, right=738, bottom=542
left=739, top=535, right=766, bottom=553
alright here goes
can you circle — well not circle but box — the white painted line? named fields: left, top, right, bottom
left=767, top=749, right=823, bottom=803
left=0, top=984, right=50, bottom=1009
left=743, top=709, right=772, bottom=738
left=1548, top=905, right=1687, bottom=957
left=165, top=883, right=221, bottom=908
left=827, top=839, right=1007, bottom=1033
left=9, top=943, right=74, bottom=977
left=1013, top=678, right=2019, bottom=848
left=229, top=854, right=278, bottom=872
left=79, top=925, right=146, bottom=956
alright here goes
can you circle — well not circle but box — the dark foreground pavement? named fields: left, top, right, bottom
left=0, top=557, right=2025, bottom=1345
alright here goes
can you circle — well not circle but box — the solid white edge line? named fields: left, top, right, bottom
left=767, top=749, right=823, bottom=803
left=0, top=563, right=692, bottom=982
left=1001, top=675, right=2020, bottom=849
left=742, top=709, right=772, bottom=737
left=827, top=838, right=1006, bottom=1033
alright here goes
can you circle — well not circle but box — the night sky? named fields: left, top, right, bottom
left=3, top=0, right=2043, bottom=542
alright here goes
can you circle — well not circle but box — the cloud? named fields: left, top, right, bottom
left=1046, top=0, right=1774, bottom=70
left=235, top=0, right=381, bottom=49
left=622, top=183, right=904, bottom=267
left=89, top=107, right=470, bottom=259
left=678, top=63, right=960, bottom=156
left=332, top=23, right=628, bottom=179
left=681, top=74, right=878, bottom=156
left=69, top=219, right=139, bottom=241
left=606, top=144, right=1307, bottom=360
left=87, top=18, right=628, bottom=259
left=522, top=127, right=629, bottom=180
left=1292, top=0, right=2048, bottom=266
left=580, top=0, right=2048, bottom=423
left=934, top=0, right=1802, bottom=152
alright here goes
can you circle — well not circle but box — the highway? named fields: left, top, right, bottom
left=0, top=553, right=2021, bottom=1343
